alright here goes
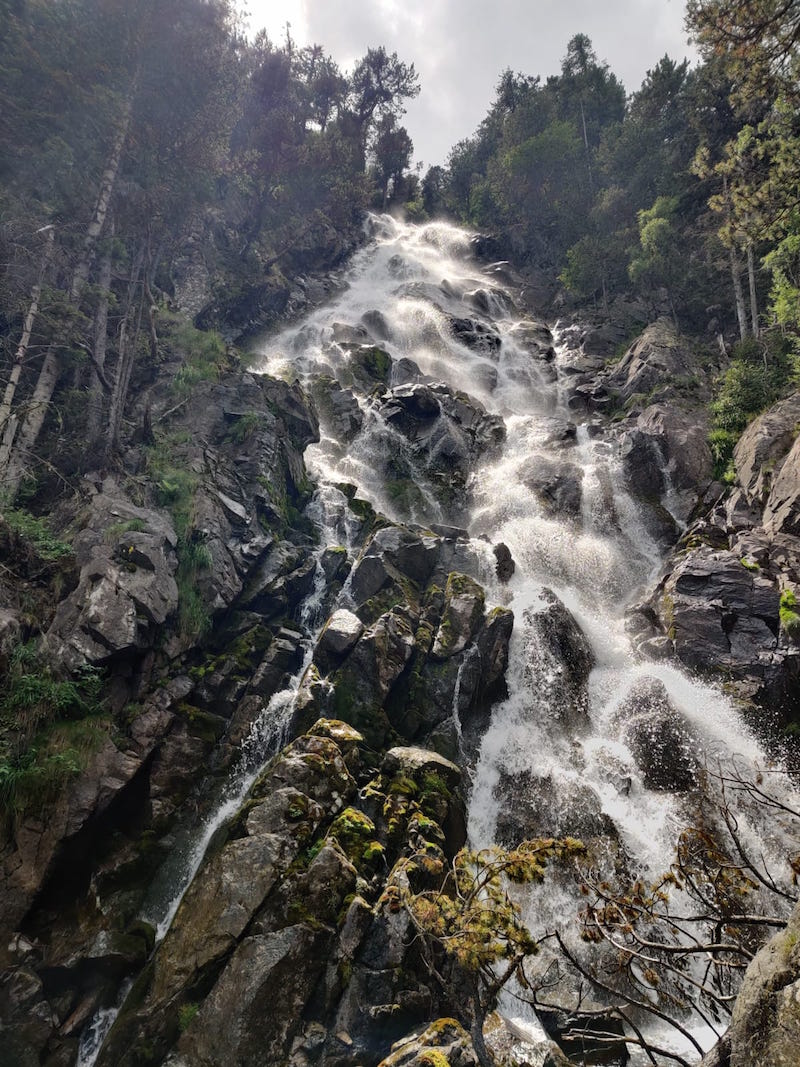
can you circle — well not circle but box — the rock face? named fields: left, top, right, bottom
left=700, top=899, right=800, bottom=1067
left=46, top=486, right=179, bottom=670
left=378, top=382, right=506, bottom=514
left=617, top=678, right=698, bottom=791
left=88, top=723, right=472, bottom=1067
left=606, top=318, right=696, bottom=404
left=636, top=389, right=800, bottom=723
left=292, top=521, right=513, bottom=755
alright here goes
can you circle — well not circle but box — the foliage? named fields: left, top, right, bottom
left=403, top=838, right=584, bottom=1065
left=708, top=333, right=795, bottom=477
left=533, top=762, right=800, bottom=1066
left=1, top=507, right=72, bottom=562
left=779, top=589, right=800, bottom=640
left=0, top=642, right=106, bottom=817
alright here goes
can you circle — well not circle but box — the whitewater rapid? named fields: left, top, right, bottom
left=252, top=213, right=798, bottom=1063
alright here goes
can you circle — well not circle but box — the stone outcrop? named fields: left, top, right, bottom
left=700, top=898, right=800, bottom=1067
left=634, top=390, right=800, bottom=723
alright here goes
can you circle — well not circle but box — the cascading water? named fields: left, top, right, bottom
left=75, top=484, right=362, bottom=1067
left=254, top=213, right=798, bottom=1063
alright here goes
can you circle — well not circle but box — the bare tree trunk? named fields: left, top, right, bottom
left=3, top=95, right=134, bottom=498
left=0, top=227, right=55, bottom=476
left=747, top=242, right=759, bottom=338
left=730, top=245, right=748, bottom=342
left=469, top=986, right=491, bottom=1067
left=86, top=241, right=114, bottom=446
left=104, top=245, right=144, bottom=456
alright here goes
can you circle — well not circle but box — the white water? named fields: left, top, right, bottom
left=254, top=214, right=799, bottom=1063
left=76, top=488, right=357, bottom=1067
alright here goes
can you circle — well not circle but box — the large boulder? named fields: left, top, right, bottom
left=616, top=678, right=698, bottom=791
left=523, top=459, right=584, bottom=520
left=734, top=392, right=800, bottom=508
left=701, top=898, right=800, bottom=1066
left=522, top=589, right=595, bottom=731
left=606, top=319, right=696, bottom=404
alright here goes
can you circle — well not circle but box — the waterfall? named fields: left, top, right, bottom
left=254, top=213, right=798, bottom=1063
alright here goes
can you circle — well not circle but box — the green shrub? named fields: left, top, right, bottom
left=780, top=589, right=800, bottom=641
left=0, top=647, right=107, bottom=818
left=2, top=507, right=72, bottom=561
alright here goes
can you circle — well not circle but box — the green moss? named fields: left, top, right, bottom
left=780, top=589, right=800, bottom=640
left=740, top=557, right=760, bottom=572
left=388, top=775, right=418, bottom=798
left=329, top=807, right=376, bottom=863
left=105, top=517, right=147, bottom=542
left=362, top=840, right=385, bottom=863
left=419, top=1052, right=450, bottom=1067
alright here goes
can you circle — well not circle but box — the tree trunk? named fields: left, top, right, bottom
left=730, top=245, right=748, bottom=342
left=470, top=986, right=492, bottom=1067
left=747, top=242, right=759, bottom=338
left=2, top=94, right=134, bottom=498
left=104, top=245, right=144, bottom=456
left=70, top=91, right=135, bottom=301
left=86, top=241, right=114, bottom=446
left=0, top=227, right=55, bottom=475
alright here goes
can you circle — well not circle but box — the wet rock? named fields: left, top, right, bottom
left=332, top=321, right=371, bottom=346
left=377, top=383, right=505, bottom=513
left=431, top=573, right=485, bottom=659
left=522, top=589, right=595, bottom=730
left=493, top=542, right=515, bottom=582
left=382, top=383, right=441, bottom=422
left=508, top=320, right=554, bottom=359
left=325, top=609, right=416, bottom=747
left=361, top=309, right=392, bottom=341
left=616, top=678, right=698, bottom=791
left=523, top=458, right=584, bottom=520
left=494, top=770, right=613, bottom=845
left=447, top=315, right=502, bottom=356
left=310, top=376, right=364, bottom=443
left=345, top=344, right=394, bottom=390
left=629, top=404, right=714, bottom=521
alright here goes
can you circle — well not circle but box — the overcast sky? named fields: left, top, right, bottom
left=241, top=0, right=697, bottom=169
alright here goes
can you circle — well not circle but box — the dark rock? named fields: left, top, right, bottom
left=447, top=315, right=502, bottom=356
left=522, top=589, right=594, bottom=730
left=493, top=543, right=516, bottom=582
left=523, top=459, right=584, bottom=520
left=494, top=770, right=613, bottom=845
left=616, top=678, right=698, bottom=791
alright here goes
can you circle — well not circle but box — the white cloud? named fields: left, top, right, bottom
left=241, top=0, right=697, bottom=167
